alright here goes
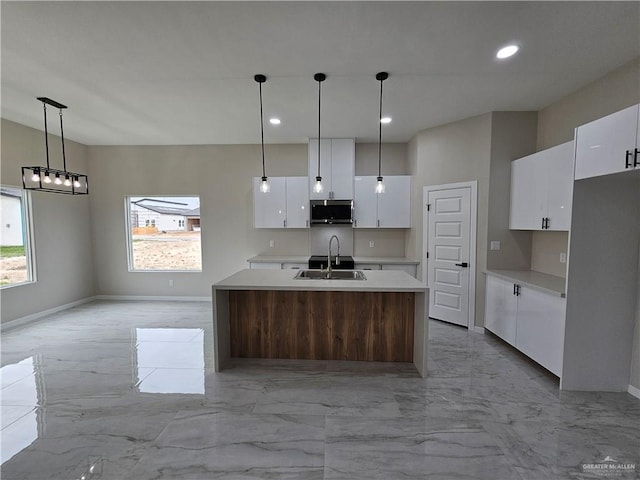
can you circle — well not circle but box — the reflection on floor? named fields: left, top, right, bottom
left=1, top=301, right=638, bottom=479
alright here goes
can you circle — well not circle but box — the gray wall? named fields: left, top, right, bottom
left=406, top=113, right=492, bottom=327
left=88, top=142, right=410, bottom=297
left=1, top=119, right=95, bottom=324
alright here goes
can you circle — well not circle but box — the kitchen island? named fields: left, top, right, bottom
left=212, top=269, right=429, bottom=376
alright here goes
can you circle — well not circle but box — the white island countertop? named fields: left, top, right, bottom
left=214, top=268, right=427, bottom=292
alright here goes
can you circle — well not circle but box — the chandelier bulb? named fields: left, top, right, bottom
left=73, top=176, right=81, bottom=188
left=54, top=173, right=62, bottom=185
left=375, top=176, right=385, bottom=194
left=31, top=169, right=40, bottom=182
left=43, top=171, right=52, bottom=183
left=63, top=174, right=72, bottom=187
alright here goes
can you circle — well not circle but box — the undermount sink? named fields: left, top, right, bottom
left=294, top=270, right=367, bottom=280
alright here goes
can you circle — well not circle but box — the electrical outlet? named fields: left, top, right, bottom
left=168, top=279, right=174, bottom=287
left=490, top=241, right=501, bottom=251
left=559, top=252, right=567, bottom=264
left=369, top=240, right=375, bottom=248
left=269, top=240, right=275, bottom=248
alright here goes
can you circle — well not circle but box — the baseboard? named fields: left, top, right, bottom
left=95, top=295, right=211, bottom=302
left=1, top=296, right=98, bottom=332
left=473, top=326, right=485, bottom=334
left=628, top=384, right=640, bottom=400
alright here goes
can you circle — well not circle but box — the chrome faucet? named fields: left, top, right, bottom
left=327, top=235, right=340, bottom=278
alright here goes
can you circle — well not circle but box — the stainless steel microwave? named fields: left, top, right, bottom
left=310, top=200, right=353, bottom=225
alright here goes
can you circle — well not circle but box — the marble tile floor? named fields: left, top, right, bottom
left=1, top=300, right=638, bottom=479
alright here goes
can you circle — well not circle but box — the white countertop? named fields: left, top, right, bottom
left=247, top=255, right=419, bottom=265
left=214, top=268, right=427, bottom=292
left=485, top=269, right=566, bottom=297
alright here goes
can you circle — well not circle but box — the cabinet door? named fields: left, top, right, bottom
left=509, top=157, right=538, bottom=229
left=484, top=275, right=518, bottom=346
left=515, top=287, right=566, bottom=376
left=253, top=177, right=286, bottom=228
left=309, top=139, right=333, bottom=200
left=377, top=175, right=411, bottom=228
left=575, top=104, right=639, bottom=180
left=544, top=141, right=574, bottom=231
left=329, top=139, right=355, bottom=199
left=285, top=177, right=309, bottom=228
left=353, top=176, right=378, bottom=228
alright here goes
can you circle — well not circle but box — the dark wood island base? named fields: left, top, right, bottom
left=229, top=290, right=415, bottom=362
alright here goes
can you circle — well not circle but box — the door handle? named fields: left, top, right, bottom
left=455, top=262, right=468, bottom=268
left=626, top=150, right=633, bottom=168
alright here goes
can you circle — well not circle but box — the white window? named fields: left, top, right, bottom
left=0, top=186, right=36, bottom=287
left=125, top=196, right=202, bottom=271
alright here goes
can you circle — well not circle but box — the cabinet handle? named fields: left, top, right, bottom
left=513, top=284, right=521, bottom=296
left=545, top=217, right=550, bottom=229
left=354, top=219, right=357, bottom=227
left=513, top=283, right=517, bottom=295
left=626, top=150, right=634, bottom=168
left=306, top=220, right=309, bottom=228
left=284, top=219, right=287, bottom=228
left=541, top=217, right=545, bottom=229
left=377, top=219, right=380, bottom=228
left=635, top=148, right=640, bottom=167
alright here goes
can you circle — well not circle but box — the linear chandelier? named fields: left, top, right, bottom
left=22, top=97, right=89, bottom=195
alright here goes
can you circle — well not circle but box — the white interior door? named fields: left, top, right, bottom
left=426, top=185, right=473, bottom=327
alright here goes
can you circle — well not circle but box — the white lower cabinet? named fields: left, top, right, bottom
left=484, top=275, right=518, bottom=346
left=515, top=287, right=566, bottom=376
left=484, top=274, right=565, bottom=376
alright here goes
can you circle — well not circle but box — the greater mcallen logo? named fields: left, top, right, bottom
left=581, top=456, right=637, bottom=477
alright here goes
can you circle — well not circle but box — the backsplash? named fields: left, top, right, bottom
left=531, top=231, right=569, bottom=278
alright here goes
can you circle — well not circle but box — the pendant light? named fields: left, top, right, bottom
left=255, top=74, right=270, bottom=193
left=312, top=73, right=326, bottom=194
left=375, top=72, right=389, bottom=194
left=22, top=97, right=89, bottom=195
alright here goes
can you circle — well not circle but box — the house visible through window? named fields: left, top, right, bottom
left=126, top=196, right=202, bottom=271
left=0, top=186, right=35, bottom=287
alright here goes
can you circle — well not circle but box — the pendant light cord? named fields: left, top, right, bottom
left=259, top=81, right=266, bottom=178
left=378, top=76, right=383, bottom=178
left=43, top=103, right=50, bottom=170
left=59, top=109, right=67, bottom=172
left=317, top=78, right=321, bottom=178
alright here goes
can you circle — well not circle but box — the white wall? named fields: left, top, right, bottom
left=0, top=119, right=95, bottom=324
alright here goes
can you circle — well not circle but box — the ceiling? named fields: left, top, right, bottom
left=2, top=1, right=638, bottom=146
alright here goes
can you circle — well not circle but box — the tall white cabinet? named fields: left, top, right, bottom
left=574, top=104, right=639, bottom=180
left=308, top=138, right=355, bottom=200
left=253, top=176, right=309, bottom=228
left=353, top=175, right=411, bottom=228
left=509, top=141, right=574, bottom=231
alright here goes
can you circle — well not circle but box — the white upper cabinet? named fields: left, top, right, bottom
left=253, top=177, right=286, bottom=228
left=284, top=177, right=310, bottom=228
left=308, top=138, right=355, bottom=200
left=574, top=104, right=639, bottom=180
left=253, top=176, right=309, bottom=229
left=509, top=141, right=574, bottom=231
left=353, top=175, right=411, bottom=228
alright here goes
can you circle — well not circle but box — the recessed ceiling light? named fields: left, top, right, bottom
left=380, top=117, right=392, bottom=124
left=496, top=44, right=519, bottom=59
left=269, top=118, right=281, bottom=125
